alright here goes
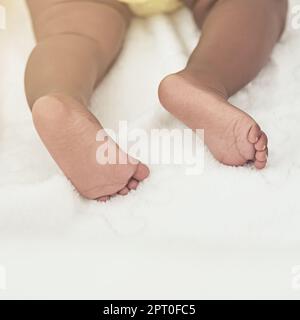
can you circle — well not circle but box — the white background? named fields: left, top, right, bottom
left=0, top=0, right=300, bottom=299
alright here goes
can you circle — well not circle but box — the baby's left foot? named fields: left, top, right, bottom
left=159, top=72, right=268, bottom=169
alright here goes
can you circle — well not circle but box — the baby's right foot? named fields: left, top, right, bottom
left=32, top=95, right=149, bottom=201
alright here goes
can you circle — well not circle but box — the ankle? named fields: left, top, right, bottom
left=179, top=67, right=229, bottom=100
left=31, top=92, right=87, bottom=113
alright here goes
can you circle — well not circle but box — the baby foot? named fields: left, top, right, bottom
left=32, top=95, right=149, bottom=201
left=159, top=73, right=268, bottom=169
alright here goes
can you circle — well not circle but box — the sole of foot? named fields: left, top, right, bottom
left=32, top=94, right=150, bottom=201
left=159, top=73, right=268, bottom=169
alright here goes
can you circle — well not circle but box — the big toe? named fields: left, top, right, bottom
left=133, top=163, right=150, bottom=181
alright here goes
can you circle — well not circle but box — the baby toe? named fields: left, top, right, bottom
left=255, top=150, right=268, bottom=162
left=255, top=160, right=267, bottom=170
left=118, top=187, right=130, bottom=196
left=98, top=195, right=111, bottom=202
left=255, top=131, right=268, bottom=151
left=128, top=178, right=139, bottom=190
left=248, top=123, right=262, bottom=144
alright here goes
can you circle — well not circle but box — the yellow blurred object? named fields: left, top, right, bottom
left=119, top=0, right=183, bottom=17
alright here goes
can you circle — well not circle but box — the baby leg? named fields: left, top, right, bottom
left=25, top=0, right=149, bottom=200
left=159, top=0, right=288, bottom=169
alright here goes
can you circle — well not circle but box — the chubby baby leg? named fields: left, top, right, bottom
left=25, top=0, right=149, bottom=200
left=160, top=0, right=287, bottom=169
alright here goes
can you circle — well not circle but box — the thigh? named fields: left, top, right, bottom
left=26, top=0, right=131, bottom=41
left=26, top=0, right=130, bottom=20
left=25, top=0, right=131, bottom=106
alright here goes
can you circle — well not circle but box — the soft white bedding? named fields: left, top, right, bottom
left=0, top=0, right=300, bottom=299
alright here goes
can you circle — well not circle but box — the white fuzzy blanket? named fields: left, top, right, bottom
left=0, top=0, right=300, bottom=299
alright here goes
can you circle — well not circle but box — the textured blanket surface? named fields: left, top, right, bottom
left=0, top=0, right=300, bottom=299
